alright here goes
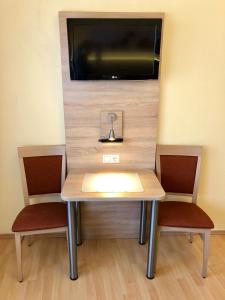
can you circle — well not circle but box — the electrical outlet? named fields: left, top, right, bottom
left=103, top=154, right=120, bottom=163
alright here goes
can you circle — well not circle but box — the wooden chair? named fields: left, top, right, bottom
left=156, top=145, right=214, bottom=278
left=12, top=145, right=67, bottom=282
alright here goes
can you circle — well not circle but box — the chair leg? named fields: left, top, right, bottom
left=189, top=233, right=194, bottom=243
left=202, top=230, right=210, bottom=278
left=15, top=233, right=23, bottom=282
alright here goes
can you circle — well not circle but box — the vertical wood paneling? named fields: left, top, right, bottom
left=59, top=12, right=163, bottom=238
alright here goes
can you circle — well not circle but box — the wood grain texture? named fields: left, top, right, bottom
left=61, top=170, right=165, bottom=202
left=1, top=236, right=225, bottom=299
left=1, top=230, right=225, bottom=239
left=63, top=80, right=159, bottom=170
left=59, top=12, right=163, bottom=238
left=61, top=169, right=165, bottom=239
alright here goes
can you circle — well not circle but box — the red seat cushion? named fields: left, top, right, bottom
left=158, top=201, right=214, bottom=229
left=12, top=202, right=67, bottom=232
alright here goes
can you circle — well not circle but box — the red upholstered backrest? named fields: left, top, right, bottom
left=160, top=155, right=198, bottom=194
left=23, top=155, right=62, bottom=196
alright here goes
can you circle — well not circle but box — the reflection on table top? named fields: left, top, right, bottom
left=61, top=169, right=165, bottom=202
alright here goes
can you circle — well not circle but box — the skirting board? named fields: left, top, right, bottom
left=1, top=230, right=225, bottom=239
left=0, top=233, right=66, bottom=239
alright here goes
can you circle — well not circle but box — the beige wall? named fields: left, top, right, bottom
left=0, top=0, right=225, bottom=233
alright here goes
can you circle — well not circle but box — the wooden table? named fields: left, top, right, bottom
left=61, top=169, right=165, bottom=280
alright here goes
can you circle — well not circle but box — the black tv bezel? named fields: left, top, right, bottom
left=67, top=18, right=162, bottom=81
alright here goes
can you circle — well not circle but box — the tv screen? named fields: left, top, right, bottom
left=67, top=18, right=162, bottom=80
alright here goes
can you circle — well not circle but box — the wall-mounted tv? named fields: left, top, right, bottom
left=67, top=18, right=162, bottom=80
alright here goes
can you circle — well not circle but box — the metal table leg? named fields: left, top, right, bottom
left=139, top=201, right=147, bottom=245
left=67, top=201, right=78, bottom=280
left=146, top=200, right=159, bottom=279
left=76, top=202, right=82, bottom=246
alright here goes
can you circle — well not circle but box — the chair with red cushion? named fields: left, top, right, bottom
left=156, top=145, right=214, bottom=277
left=12, top=145, right=67, bottom=282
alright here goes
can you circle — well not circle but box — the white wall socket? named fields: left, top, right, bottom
left=103, top=154, right=120, bottom=163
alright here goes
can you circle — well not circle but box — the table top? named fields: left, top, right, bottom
left=61, top=169, right=165, bottom=202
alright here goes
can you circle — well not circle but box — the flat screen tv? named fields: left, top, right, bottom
left=67, top=18, right=162, bottom=80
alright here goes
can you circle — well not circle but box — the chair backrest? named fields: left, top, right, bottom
left=18, top=145, right=66, bottom=206
left=156, top=145, right=202, bottom=203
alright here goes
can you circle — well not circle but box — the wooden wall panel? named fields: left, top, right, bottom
left=81, top=202, right=141, bottom=239
left=64, top=80, right=159, bottom=170
left=59, top=12, right=163, bottom=238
